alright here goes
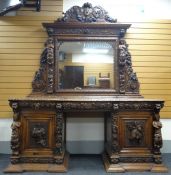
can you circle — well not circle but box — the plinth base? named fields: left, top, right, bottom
left=103, top=152, right=168, bottom=173
left=4, top=153, right=69, bottom=173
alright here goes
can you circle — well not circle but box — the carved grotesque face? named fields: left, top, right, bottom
left=83, top=7, right=92, bottom=16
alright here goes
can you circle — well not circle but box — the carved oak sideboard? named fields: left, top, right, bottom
left=4, top=3, right=168, bottom=173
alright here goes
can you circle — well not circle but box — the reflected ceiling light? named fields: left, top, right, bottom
left=83, top=42, right=111, bottom=54
left=83, top=48, right=109, bottom=54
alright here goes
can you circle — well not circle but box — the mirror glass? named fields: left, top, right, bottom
left=58, top=41, right=115, bottom=90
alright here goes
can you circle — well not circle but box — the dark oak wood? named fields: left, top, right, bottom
left=4, top=3, right=168, bottom=173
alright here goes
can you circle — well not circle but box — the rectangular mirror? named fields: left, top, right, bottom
left=58, top=41, right=116, bottom=90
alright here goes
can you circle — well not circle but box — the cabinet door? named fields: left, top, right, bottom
left=21, top=112, right=55, bottom=156
left=118, top=111, right=153, bottom=155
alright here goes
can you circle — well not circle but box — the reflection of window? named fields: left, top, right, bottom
left=83, top=42, right=112, bottom=54
left=87, top=76, right=96, bottom=86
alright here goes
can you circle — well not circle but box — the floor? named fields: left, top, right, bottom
left=0, top=154, right=170, bottom=175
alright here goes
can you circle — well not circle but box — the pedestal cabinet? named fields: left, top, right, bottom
left=4, top=2, right=168, bottom=173
left=4, top=98, right=167, bottom=172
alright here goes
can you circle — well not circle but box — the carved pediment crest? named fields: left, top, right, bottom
left=58, top=2, right=117, bottom=23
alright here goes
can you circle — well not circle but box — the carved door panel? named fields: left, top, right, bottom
left=118, top=111, right=153, bottom=155
left=21, top=112, right=55, bottom=156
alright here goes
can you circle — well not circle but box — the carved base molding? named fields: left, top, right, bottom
left=102, top=152, right=168, bottom=173
left=4, top=153, right=69, bottom=173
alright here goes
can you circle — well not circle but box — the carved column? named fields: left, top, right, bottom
left=153, top=103, right=164, bottom=164
left=55, top=39, right=62, bottom=91
left=10, top=102, right=21, bottom=164
left=47, top=37, right=55, bottom=93
left=110, top=104, right=120, bottom=164
left=54, top=103, right=65, bottom=164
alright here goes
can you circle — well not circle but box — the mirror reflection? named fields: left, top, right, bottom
left=58, top=41, right=115, bottom=90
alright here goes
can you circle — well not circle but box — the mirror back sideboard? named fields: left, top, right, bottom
left=4, top=3, right=168, bottom=173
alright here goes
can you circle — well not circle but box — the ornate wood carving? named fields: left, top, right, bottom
left=126, top=121, right=145, bottom=146
left=32, top=39, right=47, bottom=92
left=9, top=102, right=21, bottom=164
left=111, top=104, right=119, bottom=164
left=63, top=102, right=112, bottom=111
left=20, top=157, right=54, bottom=164
left=152, top=103, right=164, bottom=164
left=31, top=124, right=47, bottom=147
left=57, top=2, right=117, bottom=23
left=47, top=37, right=55, bottom=93
left=6, top=2, right=167, bottom=173
left=49, top=28, right=125, bottom=37
left=118, top=39, right=140, bottom=94
left=32, top=37, right=55, bottom=93
left=54, top=104, right=64, bottom=164
left=119, top=157, right=153, bottom=163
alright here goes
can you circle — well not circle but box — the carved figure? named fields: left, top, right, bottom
left=32, top=127, right=46, bottom=147
left=127, top=121, right=144, bottom=145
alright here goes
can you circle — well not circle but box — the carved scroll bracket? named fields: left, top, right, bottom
left=118, top=39, right=140, bottom=94
left=32, top=37, right=55, bottom=94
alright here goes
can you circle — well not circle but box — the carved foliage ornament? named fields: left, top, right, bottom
left=54, top=112, right=64, bottom=159
left=32, top=37, right=55, bottom=93
left=126, top=121, right=144, bottom=146
left=11, top=121, right=21, bottom=164
left=31, top=125, right=47, bottom=147
left=58, top=2, right=117, bottom=23
left=118, top=39, right=140, bottom=94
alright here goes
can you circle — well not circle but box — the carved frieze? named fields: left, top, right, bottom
left=119, top=157, right=153, bottom=163
left=118, top=39, right=140, bottom=94
left=20, top=157, right=54, bottom=164
left=63, top=102, right=112, bottom=111
left=19, top=101, right=56, bottom=109
left=52, top=28, right=123, bottom=36
left=113, top=102, right=159, bottom=110
left=57, top=2, right=117, bottom=23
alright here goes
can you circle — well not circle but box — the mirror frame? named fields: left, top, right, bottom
left=31, top=3, right=140, bottom=96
